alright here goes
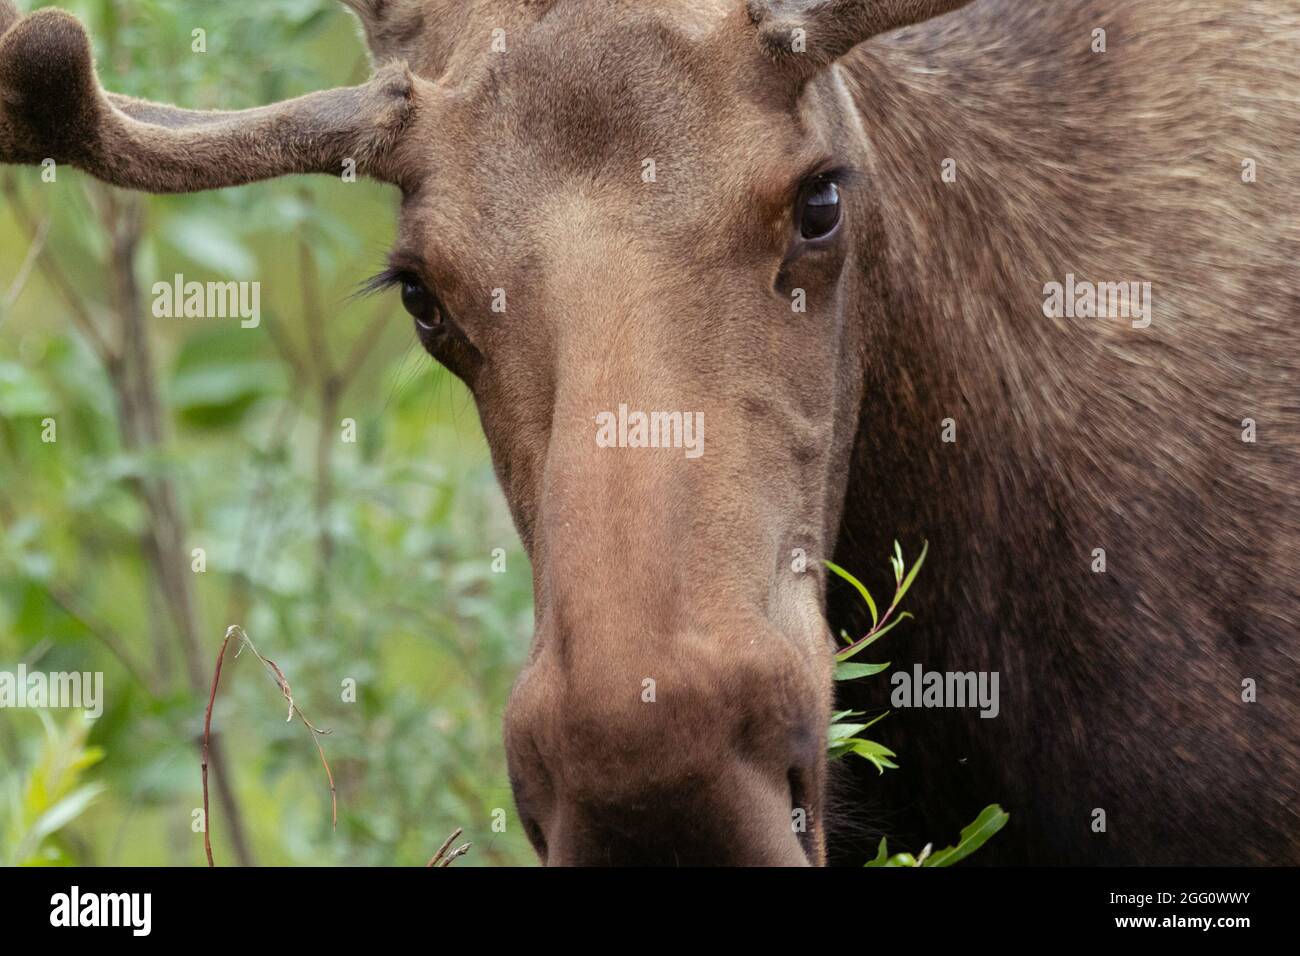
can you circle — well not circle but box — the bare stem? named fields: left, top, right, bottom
left=426, top=827, right=472, bottom=868
left=201, top=627, right=237, bottom=867
left=203, top=625, right=338, bottom=868
left=0, top=209, right=48, bottom=317
left=1, top=175, right=114, bottom=359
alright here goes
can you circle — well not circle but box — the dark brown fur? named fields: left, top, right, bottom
left=830, top=0, right=1299, bottom=865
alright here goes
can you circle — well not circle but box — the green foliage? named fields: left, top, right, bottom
left=2, top=713, right=105, bottom=866
left=865, top=805, right=1010, bottom=868
left=826, top=544, right=1008, bottom=865
left=824, top=541, right=927, bottom=771
left=0, top=0, right=537, bottom=866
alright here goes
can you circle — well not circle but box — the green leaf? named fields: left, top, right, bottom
left=864, top=837, right=927, bottom=867
left=894, top=540, right=929, bottom=607
left=26, top=784, right=106, bottom=849
left=835, top=613, right=912, bottom=660
left=827, top=722, right=869, bottom=742
left=865, top=838, right=890, bottom=867
left=834, top=660, right=891, bottom=681
left=860, top=838, right=916, bottom=866
left=857, top=710, right=890, bottom=732
left=0, top=361, right=57, bottom=418
left=824, top=559, right=877, bottom=628
left=841, top=737, right=898, bottom=774
left=848, top=738, right=898, bottom=761
left=923, top=804, right=1010, bottom=867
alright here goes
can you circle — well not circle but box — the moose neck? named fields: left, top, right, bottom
left=817, top=5, right=1115, bottom=858
left=824, top=0, right=1300, bottom=863
left=827, top=2, right=1105, bottom=633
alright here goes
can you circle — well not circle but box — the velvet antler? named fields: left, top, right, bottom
left=0, top=1, right=416, bottom=193
left=747, top=0, right=973, bottom=75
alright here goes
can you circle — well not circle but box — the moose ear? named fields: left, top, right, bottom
left=0, top=1, right=419, bottom=192
left=340, top=0, right=429, bottom=64
left=747, top=0, right=973, bottom=76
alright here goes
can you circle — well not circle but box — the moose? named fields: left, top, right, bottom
left=1, top=0, right=1295, bottom=865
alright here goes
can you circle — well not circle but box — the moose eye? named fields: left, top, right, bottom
left=799, top=178, right=841, bottom=240
left=400, top=277, right=442, bottom=330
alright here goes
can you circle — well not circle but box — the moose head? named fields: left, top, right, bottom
left=0, top=0, right=973, bottom=865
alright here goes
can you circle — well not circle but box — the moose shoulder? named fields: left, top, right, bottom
left=1, top=0, right=1295, bottom=865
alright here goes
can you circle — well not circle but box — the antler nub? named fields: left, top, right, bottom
left=1, top=8, right=104, bottom=165
left=747, top=0, right=973, bottom=76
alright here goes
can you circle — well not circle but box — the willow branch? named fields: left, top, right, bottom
left=202, top=625, right=337, bottom=868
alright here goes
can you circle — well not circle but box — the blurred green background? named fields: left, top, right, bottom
left=0, top=0, right=537, bottom=866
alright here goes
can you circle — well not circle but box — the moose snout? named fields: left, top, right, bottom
left=504, top=610, right=830, bottom=866
left=495, top=319, right=836, bottom=864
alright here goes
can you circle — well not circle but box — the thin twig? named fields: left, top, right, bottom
left=298, top=227, right=332, bottom=380
left=232, top=632, right=337, bottom=826
left=1, top=212, right=49, bottom=316
left=202, top=625, right=337, bottom=867
left=426, top=828, right=461, bottom=867
left=201, top=627, right=236, bottom=868
left=0, top=493, right=158, bottom=697
left=43, top=583, right=159, bottom=697
left=438, top=843, right=472, bottom=867
left=337, top=301, right=393, bottom=388
left=264, top=315, right=309, bottom=390
left=1, top=175, right=115, bottom=359
left=426, top=827, right=472, bottom=867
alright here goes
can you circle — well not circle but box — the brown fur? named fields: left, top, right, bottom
left=831, top=0, right=1300, bottom=865
left=2, top=0, right=1295, bottom=864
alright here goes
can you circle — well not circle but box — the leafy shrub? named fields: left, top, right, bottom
left=825, top=543, right=1008, bottom=866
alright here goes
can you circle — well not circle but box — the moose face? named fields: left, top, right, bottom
left=0, top=0, right=969, bottom=865
left=375, top=4, right=875, bottom=864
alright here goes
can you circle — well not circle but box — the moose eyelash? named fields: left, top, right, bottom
left=355, top=266, right=409, bottom=299
left=822, top=164, right=861, bottom=183
left=803, top=163, right=861, bottom=192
